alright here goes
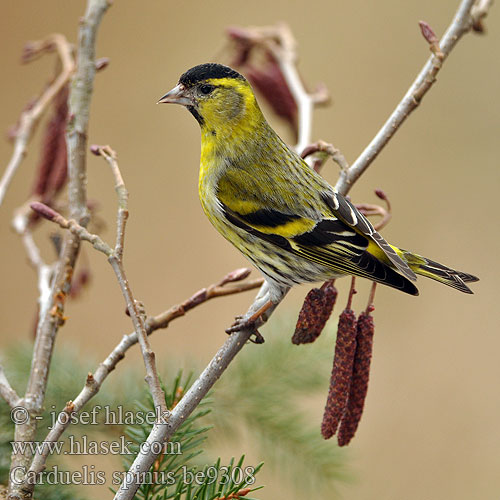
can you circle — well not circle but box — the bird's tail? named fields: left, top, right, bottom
left=401, top=250, right=479, bottom=294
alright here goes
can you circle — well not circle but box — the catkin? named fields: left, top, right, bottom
left=321, top=307, right=357, bottom=439
left=292, top=280, right=337, bottom=344
left=32, top=85, right=68, bottom=200
left=337, top=312, right=375, bottom=446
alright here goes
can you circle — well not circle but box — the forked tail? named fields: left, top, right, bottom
left=402, top=251, right=479, bottom=294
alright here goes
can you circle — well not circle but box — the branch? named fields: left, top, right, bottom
left=34, top=143, right=168, bottom=418
left=8, top=2, right=110, bottom=499
left=27, top=268, right=261, bottom=477
left=355, top=189, right=393, bottom=231
left=30, top=202, right=112, bottom=255
left=227, top=24, right=329, bottom=155
left=0, top=365, right=21, bottom=408
left=93, top=146, right=127, bottom=256
left=114, top=1, right=493, bottom=495
left=301, top=140, right=349, bottom=173
left=113, top=315, right=258, bottom=500
left=0, top=34, right=74, bottom=208
left=30, top=182, right=265, bottom=473
left=334, top=0, right=492, bottom=196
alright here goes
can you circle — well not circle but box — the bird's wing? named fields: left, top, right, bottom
left=320, top=190, right=417, bottom=282
left=220, top=202, right=418, bottom=294
left=216, top=168, right=417, bottom=293
left=216, top=165, right=416, bottom=282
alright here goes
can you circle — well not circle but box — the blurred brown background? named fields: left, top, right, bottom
left=1, top=1, right=499, bottom=499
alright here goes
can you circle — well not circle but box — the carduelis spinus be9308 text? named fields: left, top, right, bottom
left=159, top=63, right=478, bottom=330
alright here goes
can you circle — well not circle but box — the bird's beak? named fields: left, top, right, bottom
left=157, top=84, right=193, bottom=106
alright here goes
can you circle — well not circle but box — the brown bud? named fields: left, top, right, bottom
left=321, top=308, right=357, bottom=439
left=21, top=42, right=38, bottom=63
left=219, top=267, right=252, bottom=286
left=472, top=19, right=485, bottom=33
left=90, top=144, right=102, bottom=156
left=418, top=20, right=438, bottom=45
left=293, top=281, right=337, bottom=344
left=418, top=21, right=443, bottom=58
left=337, top=312, right=375, bottom=446
left=30, top=202, right=58, bottom=222
left=95, top=57, right=110, bottom=71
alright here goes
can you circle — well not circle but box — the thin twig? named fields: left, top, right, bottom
left=8, top=2, right=110, bottom=499
left=30, top=202, right=112, bottom=254
left=114, top=323, right=256, bottom=500
left=28, top=268, right=262, bottom=477
left=32, top=143, right=168, bottom=417
left=0, top=34, right=74, bottom=208
left=356, top=189, right=392, bottom=232
left=91, top=145, right=128, bottom=257
left=301, top=140, right=350, bottom=173
left=114, top=2, right=492, bottom=495
left=0, top=365, right=21, bottom=408
left=366, top=282, right=377, bottom=314
left=90, top=145, right=167, bottom=414
left=334, top=0, right=491, bottom=196
left=109, top=256, right=168, bottom=411
left=31, top=143, right=172, bottom=480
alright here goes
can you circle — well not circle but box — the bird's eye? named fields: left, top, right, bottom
left=199, top=84, right=214, bottom=95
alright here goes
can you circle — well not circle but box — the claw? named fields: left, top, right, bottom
left=225, top=316, right=265, bottom=343
left=225, top=316, right=254, bottom=334
left=250, top=330, right=265, bottom=344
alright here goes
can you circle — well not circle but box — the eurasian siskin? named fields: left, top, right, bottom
left=159, top=63, right=477, bottom=326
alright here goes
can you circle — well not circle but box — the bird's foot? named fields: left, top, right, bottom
left=225, top=298, right=275, bottom=343
left=225, top=316, right=265, bottom=344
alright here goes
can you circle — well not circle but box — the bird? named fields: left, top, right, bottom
left=158, top=63, right=478, bottom=332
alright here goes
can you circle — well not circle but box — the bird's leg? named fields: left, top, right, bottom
left=225, top=281, right=289, bottom=342
left=226, top=299, right=274, bottom=342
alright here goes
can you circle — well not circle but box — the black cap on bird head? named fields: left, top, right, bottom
left=178, top=63, right=245, bottom=87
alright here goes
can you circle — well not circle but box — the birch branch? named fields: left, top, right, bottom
left=334, top=0, right=491, bottom=196
left=32, top=143, right=168, bottom=419
left=97, top=146, right=167, bottom=416
left=114, top=324, right=256, bottom=499
left=7, top=2, right=110, bottom=499
left=27, top=268, right=261, bottom=477
left=113, top=1, right=492, bottom=497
